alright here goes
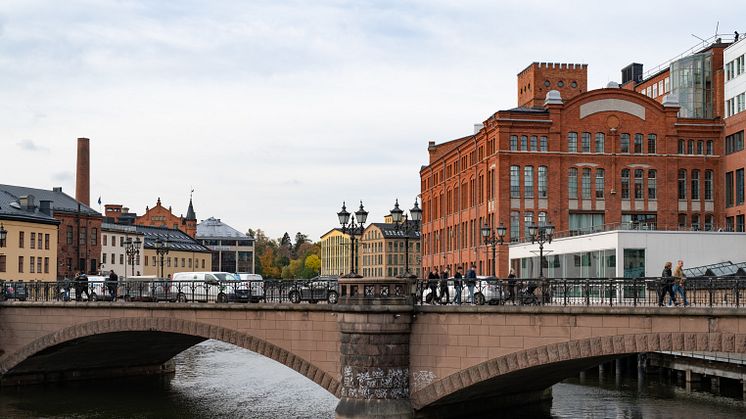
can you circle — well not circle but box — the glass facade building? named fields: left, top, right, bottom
left=670, top=51, right=713, bottom=118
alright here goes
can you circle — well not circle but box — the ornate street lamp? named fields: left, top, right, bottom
left=481, top=221, right=507, bottom=277
left=153, top=238, right=170, bottom=279
left=390, top=198, right=422, bottom=277
left=124, top=236, right=142, bottom=278
left=0, top=223, right=7, bottom=248
left=337, top=201, right=368, bottom=276
left=528, top=221, right=554, bottom=278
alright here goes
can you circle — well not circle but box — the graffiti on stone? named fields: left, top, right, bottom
left=341, top=366, right=410, bottom=400
left=412, top=370, right=437, bottom=392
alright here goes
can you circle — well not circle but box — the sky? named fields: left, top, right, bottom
left=2, top=1, right=745, bottom=241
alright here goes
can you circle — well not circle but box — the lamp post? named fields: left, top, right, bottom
left=390, top=198, right=422, bottom=277
left=337, top=201, right=368, bottom=276
left=480, top=221, right=507, bottom=277
left=0, top=223, right=7, bottom=248
left=153, top=238, right=170, bottom=278
left=528, top=221, right=555, bottom=278
left=124, top=236, right=142, bottom=278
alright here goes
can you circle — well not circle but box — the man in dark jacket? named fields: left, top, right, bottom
left=75, top=272, right=90, bottom=301
left=439, top=269, right=450, bottom=305
left=108, top=270, right=119, bottom=300
left=427, top=270, right=439, bottom=304
left=507, top=269, right=517, bottom=305
left=466, top=264, right=477, bottom=304
left=658, top=261, right=676, bottom=306
left=453, top=267, right=464, bottom=305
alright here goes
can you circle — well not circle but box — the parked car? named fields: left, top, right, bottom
left=169, top=272, right=249, bottom=303
left=287, top=277, right=339, bottom=304
left=236, top=273, right=265, bottom=303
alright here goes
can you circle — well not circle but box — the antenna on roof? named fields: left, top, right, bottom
left=691, top=33, right=706, bottom=43
left=190, top=187, right=194, bottom=200
left=714, top=21, right=719, bottom=38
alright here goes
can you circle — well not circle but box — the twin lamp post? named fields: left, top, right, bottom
left=480, top=220, right=555, bottom=278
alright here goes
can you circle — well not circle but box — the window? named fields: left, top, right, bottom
left=726, top=171, right=734, bottom=207
left=103, top=253, right=107, bottom=264
left=30, top=256, right=35, bottom=273
left=569, top=213, right=605, bottom=234
left=621, top=169, right=630, bottom=199
left=678, top=139, right=685, bottom=154
left=530, top=136, right=537, bottom=151
left=739, top=93, right=746, bottom=114
left=634, top=134, right=643, bottom=153
left=520, top=136, right=528, bottom=151
left=30, top=232, right=36, bottom=249
left=37, top=233, right=42, bottom=249
left=706, top=140, right=713, bottom=155
left=0, top=255, right=5, bottom=273
left=581, top=132, right=591, bottom=153
left=581, top=168, right=591, bottom=199
left=18, top=256, right=23, bottom=273
left=19, top=231, right=24, bottom=248
left=620, top=133, right=630, bottom=153
left=538, top=166, right=548, bottom=198
left=697, top=141, right=704, bottom=155
left=595, top=133, right=604, bottom=153
left=510, top=135, right=518, bottom=151
left=738, top=168, right=745, bottom=205
left=567, top=132, right=578, bottom=152
left=524, top=212, right=533, bottom=241
left=510, top=166, right=520, bottom=198
left=648, top=134, right=656, bottom=154
left=79, top=227, right=87, bottom=245
left=634, top=169, right=644, bottom=199
left=664, top=77, right=670, bottom=93
left=37, top=257, right=42, bottom=274
left=705, top=170, right=713, bottom=200
left=202, top=259, right=206, bottom=269
left=648, top=170, right=657, bottom=199
left=678, top=214, right=687, bottom=229
left=103, top=234, right=107, bottom=246
left=595, top=169, right=604, bottom=199
left=691, top=170, right=700, bottom=200
left=704, top=214, right=714, bottom=231
left=678, top=169, right=687, bottom=200
left=728, top=98, right=735, bottom=117
left=738, top=215, right=746, bottom=233
left=540, top=136, right=548, bottom=152
left=524, top=166, right=534, bottom=198
left=727, top=61, right=735, bottom=80
left=738, top=55, right=745, bottom=76
left=568, top=168, right=578, bottom=199
left=726, top=131, right=744, bottom=154
left=652, top=83, right=658, bottom=97
left=120, top=254, right=124, bottom=265
left=687, top=140, right=694, bottom=154
left=44, top=234, right=50, bottom=250
left=692, top=214, right=701, bottom=231
left=91, top=228, right=97, bottom=245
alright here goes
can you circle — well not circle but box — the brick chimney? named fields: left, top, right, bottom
left=75, top=137, right=90, bottom=206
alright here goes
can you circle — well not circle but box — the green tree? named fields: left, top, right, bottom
left=304, top=254, right=321, bottom=276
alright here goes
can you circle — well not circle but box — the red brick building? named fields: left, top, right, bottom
left=420, top=61, right=722, bottom=277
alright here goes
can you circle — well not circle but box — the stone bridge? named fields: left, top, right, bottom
left=2, top=301, right=746, bottom=418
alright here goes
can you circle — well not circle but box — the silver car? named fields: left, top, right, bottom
left=421, top=276, right=506, bottom=305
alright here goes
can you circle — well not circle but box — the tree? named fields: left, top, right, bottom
left=280, top=232, right=292, bottom=249
left=304, top=254, right=321, bottom=276
left=293, top=232, right=309, bottom=254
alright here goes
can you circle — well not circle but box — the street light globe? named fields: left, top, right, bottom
left=337, top=202, right=351, bottom=227
left=409, top=199, right=422, bottom=223
left=390, top=199, right=404, bottom=224
left=355, top=201, right=369, bottom=225
left=480, top=222, right=490, bottom=238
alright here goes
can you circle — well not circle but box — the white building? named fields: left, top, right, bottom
left=509, top=229, right=746, bottom=278
left=725, top=37, right=746, bottom=118
left=100, top=223, right=145, bottom=278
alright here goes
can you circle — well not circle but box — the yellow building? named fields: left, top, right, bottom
left=0, top=193, right=60, bottom=282
left=320, top=228, right=355, bottom=276
left=136, top=226, right=211, bottom=278
left=360, top=222, right=421, bottom=278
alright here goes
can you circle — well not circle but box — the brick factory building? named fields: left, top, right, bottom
left=420, top=55, right=726, bottom=277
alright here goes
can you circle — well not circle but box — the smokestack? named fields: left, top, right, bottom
left=75, top=137, right=90, bottom=206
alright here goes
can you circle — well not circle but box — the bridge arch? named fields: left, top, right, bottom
left=411, top=331, right=746, bottom=410
left=0, top=316, right=341, bottom=396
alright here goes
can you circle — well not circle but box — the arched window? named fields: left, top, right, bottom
left=581, top=132, right=591, bottom=153
left=540, top=136, right=548, bottom=152
left=648, top=170, right=657, bottom=199
left=620, top=134, right=630, bottom=153
left=567, top=132, right=578, bottom=152
left=582, top=168, right=592, bottom=199
left=530, top=136, right=538, bottom=151
left=634, top=169, right=644, bottom=199
left=704, top=214, right=714, bottom=231
left=568, top=168, right=578, bottom=199
left=706, top=140, right=714, bottom=155
left=678, top=139, right=685, bottom=154
left=697, top=140, right=704, bottom=155
left=621, top=169, right=630, bottom=199
left=634, top=133, right=643, bottom=153
left=678, top=213, right=687, bottom=229
left=509, top=135, right=518, bottom=151
left=678, top=169, right=687, bottom=200
left=691, top=213, right=701, bottom=231
left=521, top=136, right=528, bottom=151
left=704, top=170, right=713, bottom=200
left=538, top=166, right=548, bottom=198
left=595, top=133, right=605, bottom=153
left=687, top=140, right=694, bottom=154
left=691, top=169, right=700, bottom=200
left=595, top=169, right=605, bottom=199
left=648, top=134, right=656, bottom=154
left=524, top=166, right=534, bottom=199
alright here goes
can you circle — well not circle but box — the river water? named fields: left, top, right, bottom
left=1, top=340, right=744, bottom=418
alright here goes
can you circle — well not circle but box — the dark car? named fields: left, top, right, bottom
left=287, top=277, right=339, bottom=304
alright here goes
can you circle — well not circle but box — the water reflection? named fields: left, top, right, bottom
left=1, top=342, right=744, bottom=418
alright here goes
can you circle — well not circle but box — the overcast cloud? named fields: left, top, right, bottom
left=1, top=1, right=744, bottom=240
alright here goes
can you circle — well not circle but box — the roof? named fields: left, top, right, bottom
left=0, top=184, right=100, bottom=216
left=504, top=106, right=549, bottom=114
left=0, top=189, right=60, bottom=225
left=368, top=222, right=420, bottom=239
left=185, top=198, right=197, bottom=221
left=196, top=217, right=252, bottom=240
left=134, top=225, right=211, bottom=253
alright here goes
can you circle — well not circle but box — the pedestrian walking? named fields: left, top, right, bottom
left=439, top=269, right=450, bottom=305
left=453, top=266, right=464, bottom=305
left=658, top=261, right=676, bottom=306
left=107, top=270, right=119, bottom=300
left=672, top=260, right=689, bottom=306
left=74, top=272, right=90, bottom=301
left=507, top=268, right=517, bottom=305
left=427, top=270, right=439, bottom=304
left=466, top=264, right=477, bottom=304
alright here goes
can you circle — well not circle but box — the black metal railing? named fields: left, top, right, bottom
left=414, top=276, right=746, bottom=307
left=0, top=278, right=340, bottom=305
left=3, top=277, right=746, bottom=308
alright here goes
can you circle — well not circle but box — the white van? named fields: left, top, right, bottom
left=169, top=272, right=248, bottom=303
left=236, top=273, right=264, bottom=303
